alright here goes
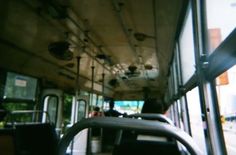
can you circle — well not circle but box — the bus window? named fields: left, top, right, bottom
left=71, top=97, right=88, bottom=123
left=42, top=96, right=58, bottom=125
left=90, top=93, right=97, bottom=107
left=76, top=99, right=86, bottom=122
left=63, top=94, right=73, bottom=132
left=215, top=65, right=236, bottom=155
left=179, top=8, right=196, bottom=84
left=97, top=95, right=104, bottom=108
left=114, top=101, right=144, bottom=115
left=67, top=96, right=88, bottom=155
left=186, top=87, right=207, bottom=155
left=3, top=103, right=34, bottom=123
left=3, top=72, right=37, bottom=101
left=206, top=0, right=236, bottom=53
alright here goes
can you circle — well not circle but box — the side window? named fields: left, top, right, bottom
left=77, top=100, right=86, bottom=121
left=63, top=94, right=73, bottom=131
left=215, top=65, right=236, bottom=155
left=3, top=102, right=34, bottom=123
left=42, top=96, right=58, bottom=125
left=206, top=0, right=236, bottom=54
left=186, top=87, right=207, bottom=155
left=179, top=8, right=196, bottom=84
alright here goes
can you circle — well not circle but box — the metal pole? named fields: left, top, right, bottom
left=101, top=73, right=105, bottom=110
left=191, top=0, right=212, bottom=154
left=91, top=65, right=95, bottom=107
left=74, top=56, right=81, bottom=123
left=191, top=0, right=226, bottom=155
left=87, top=63, right=95, bottom=155
left=198, top=0, right=227, bottom=154
left=71, top=56, right=81, bottom=155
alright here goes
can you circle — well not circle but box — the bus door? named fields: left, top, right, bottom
left=67, top=95, right=89, bottom=155
left=41, top=89, right=63, bottom=135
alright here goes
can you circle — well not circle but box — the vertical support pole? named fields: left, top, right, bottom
left=91, top=65, right=95, bottom=107
left=74, top=56, right=81, bottom=123
left=100, top=71, right=105, bottom=152
left=101, top=73, right=105, bottom=110
left=192, top=0, right=227, bottom=154
left=191, top=0, right=213, bottom=154
left=191, top=0, right=227, bottom=154
left=87, top=64, right=95, bottom=155
left=71, top=56, right=81, bottom=155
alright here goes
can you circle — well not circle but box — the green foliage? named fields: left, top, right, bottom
left=63, top=94, right=72, bottom=131
left=3, top=102, right=34, bottom=123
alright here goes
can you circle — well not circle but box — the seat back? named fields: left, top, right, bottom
left=0, top=129, right=15, bottom=155
left=15, top=123, right=58, bottom=155
left=113, top=140, right=181, bottom=155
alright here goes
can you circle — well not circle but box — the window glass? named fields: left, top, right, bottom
left=175, top=45, right=182, bottom=85
left=177, top=100, right=184, bottom=130
left=47, top=96, right=58, bottom=125
left=172, top=60, right=178, bottom=94
left=206, top=0, right=236, bottom=53
left=173, top=102, right=180, bottom=128
left=3, top=102, right=34, bottom=123
left=179, top=8, right=196, bottom=84
left=96, top=95, right=103, bottom=107
left=90, top=93, right=97, bottom=106
left=114, top=101, right=144, bottom=115
left=215, top=65, right=236, bottom=155
left=3, top=72, right=37, bottom=101
left=63, top=94, right=73, bottom=132
left=77, top=100, right=86, bottom=121
left=103, top=100, right=110, bottom=111
left=165, top=104, right=175, bottom=121
left=168, top=76, right=174, bottom=97
left=186, top=87, right=207, bottom=154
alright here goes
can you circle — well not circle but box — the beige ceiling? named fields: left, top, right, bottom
left=0, top=0, right=187, bottom=100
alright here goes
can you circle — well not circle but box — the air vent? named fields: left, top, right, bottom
left=134, top=33, right=146, bottom=41
left=124, top=65, right=140, bottom=77
left=108, top=79, right=119, bottom=87
left=121, top=76, right=128, bottom=80
left=96, top=54, right=113, bottom=66
left=48, top=41, right=73, bottom=61
left=128, top=65, right=137, bottom=72
left=144, top=64, right=153, bottom=70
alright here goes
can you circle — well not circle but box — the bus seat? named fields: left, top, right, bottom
left=102, top=128, right=120, bottom=151
left=0, top=129, right=15, bottom=155
left=113, top=140, right=181, bottom=155
left=113, top=130, right=181, bottom=155
left=58, top=117, right=203, bottom=155
left=119, top=114, right=175, bottom=144
left=15, top=123, right=58, bottom=155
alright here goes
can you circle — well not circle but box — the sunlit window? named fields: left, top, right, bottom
left=215, top=65, right=236, bottom=155
left=114, top=101, right=144, bottom=115
left=179, top=8, right=196, bottom=84
left=206, top=0, right=236, bottom=53
left=186, top=87, right=207, bottom=154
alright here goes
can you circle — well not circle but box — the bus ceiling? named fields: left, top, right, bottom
left=0, top=0, right=188, bottom=100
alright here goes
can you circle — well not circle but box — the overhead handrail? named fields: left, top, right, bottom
left=127, top=113, right=174, bottom=125
left=58, top=117, right=203, bottom=155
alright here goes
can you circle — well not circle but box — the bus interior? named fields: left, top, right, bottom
left=0, top=0, right=236, bottom=155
